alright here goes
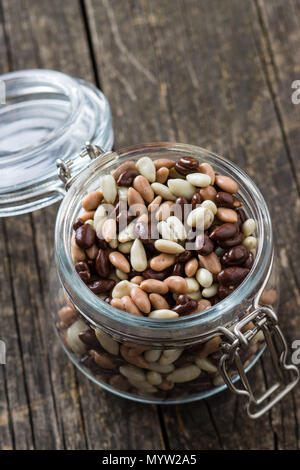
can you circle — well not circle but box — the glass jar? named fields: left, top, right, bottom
left=51, top=142, right=299, bottom=418
left=1, top=70, right=298, bottom=419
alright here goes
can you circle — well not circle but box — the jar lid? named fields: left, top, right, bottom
left=0, top=69, right=114, bottom=217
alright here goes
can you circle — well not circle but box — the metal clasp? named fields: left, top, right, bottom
left=218, top=306, right=299, bottom=419
left=56, top=142, right=105, bottom=189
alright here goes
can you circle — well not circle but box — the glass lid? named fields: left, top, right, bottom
left=0, top=69, right=114, bottom=217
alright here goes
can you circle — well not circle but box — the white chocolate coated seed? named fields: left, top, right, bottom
left=157, top=220, right=175, bottom=241
left=196, top=268, right=213, bottom=288
left=118, top=241, right=133, bottom=254
left=130, top=239, right=148, bottom=272
left=186, top=173, right=211, bottom=187
left=136, top=157, right=156, bottom=182
left=118, top=186, right=129, bottom=201
left=201, top=200, right=217, bottom=215
left=185, top=277, right=200, bottom=293
left=202, top=284, right=218, bottom=298
left=154, top=239, right=185, bottom=254
left=242, top=218, right=256, bottom=237
left=112, top=280, right=135, bottom=298
left=146, top=371, right=162, bottom=385
left=242, top=236, right=257, bottom=250
left=159, top=349, right=183, bottom=365
left=66, top=320, right=87, bottom=355
left=102, top=174, right=117, bottom=204
left=148, top=309, right=179, bottom=319
left=167, top=179, right=196, bottom=199
left=116, top=269, right=128, bottom=280
left=151, top=182, right=176, bottom=201
left=147, top=362, right=175, bottom=373
left=95, top=328, right=119, bottom=355
left=167, top=365, right=201, bottom=383
left=194, top=357, right=218, bottom=373
left=187, top=207, right=214, bottom=229
left=187, top=291, right=202, bottom=300
left=119, top=365, right=146, bottom=382
left=166, top=216, right=187, bottom=241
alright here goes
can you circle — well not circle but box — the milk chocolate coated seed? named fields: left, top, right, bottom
left=102, top=218, right=117, bottom=243
left=130, top=286, right=151, bottom=313
left=75, top=224, right=96, bottom=249
left=155, top=201, right=174, bottom=221
left=200, top=186, right=217, bottom=201
left=82, top=191, right=103, bottom=211
left=109, top=251, right=130, bottom=273
left=215, top=175, right=239, bottom=193
left=148, top=195, right=162, bottom=213
left=117, top=168, right=139, bottom=186
left=221, top=245, right=249, bottom=266
left=216, top=208, right=238, bottom=223
left=58, top=306, right=77, bottom=326
left=133, top=175, right=155, bottom=204
left=164, top=276, right=187, bottom=294
left=122, top=296, right=143, bottom=316
left=185, top=258, right=199, bottom=277
left=153, top=158, right=175, bottom=169
left=88, top=279, right=116, bottom=294
left=156, top=167, right=169, bottom=183
left=140, top=279, right=169, bottom=294
left=150, top=253, right=176, bottom=271
left=218, top=267, right=249, bottom=286
left=175, top=156, right=199, bottom=175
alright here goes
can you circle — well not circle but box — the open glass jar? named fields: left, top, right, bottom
left=1, top=70, right=298, bottom=420
left=52, top=142, right=299, bottom=419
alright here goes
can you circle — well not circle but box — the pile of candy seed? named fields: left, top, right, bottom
left=71, top=156, right=257, bottom=319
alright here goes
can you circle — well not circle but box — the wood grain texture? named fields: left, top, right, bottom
left=1, top=0, right=300, bottom=450
left=0, top=0, right=162, bottom=450
left=85, top=0, right=300, bottom=449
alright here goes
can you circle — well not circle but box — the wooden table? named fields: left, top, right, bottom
left=1, top=0, right=300, bottom=450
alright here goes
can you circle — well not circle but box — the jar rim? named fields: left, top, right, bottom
left=55, top=142, right=273, bottom=343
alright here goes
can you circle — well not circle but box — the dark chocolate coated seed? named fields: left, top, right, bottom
left=218, top=232, right=243, bottom=248
left=95, top=249, right=110, bottom=278
left=209, top=223, right=239, bottom=242
left=177, top=250, right=193, bottom=263
left=195, top=233, right=214, bottom=255
left=177, top=294, right=193, bottom=304
left=175, top=156, right=199, bottom=176
left=175, top=196, right=188, bottom=219
left=73, top=218, right=84, bottom=231
left=236, top=208, right=247, bottom=228
left=79, top=329, right=100, bottom=349
left=215, top=192, right=243, bottom=209
left=243, top=251, right=254, bottom=269
left=88, top=279, right=116, bottom=294
left=117, top=168, right=139, bottom=186
left=104, top=296, right=112, bottom=304
left=191, top=192, right=203, bottom=209
left=218, top=285, right=234, bottom=299
left=173, top=298, right=198, bottom=315
left=142, top=269, right=168, bottom=281
left=220, top=245, right=249, bottom=266
left=75, top=261, right=89, bottom=273
left=218, top=267, right=249, bottom=286
left=75, top=224, right=96, bottom=249
left=171, top=263, right=184, bottom=276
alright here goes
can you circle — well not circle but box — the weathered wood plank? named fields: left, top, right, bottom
left=85, top=0, right=300, bottom=449
left=0, top=0, right=163, bottom=450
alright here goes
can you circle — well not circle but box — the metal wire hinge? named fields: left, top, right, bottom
left=56, top=142, right=105, bottom=189
left=218, top=306, right=299, bottom=419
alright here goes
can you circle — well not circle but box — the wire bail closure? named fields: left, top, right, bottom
left=218, top=306, right=299, bottom=419
left=56, top=142, right=105, bottom=190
